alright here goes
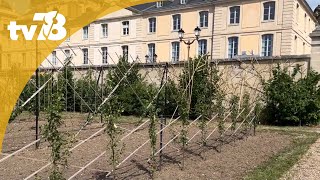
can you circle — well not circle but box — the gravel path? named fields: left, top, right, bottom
left=282, top=132, right=320, bottom=180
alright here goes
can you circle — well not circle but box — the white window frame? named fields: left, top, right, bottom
left=228, top=37, right=239, bottom=58
left=180, top=0, right=186, bottom=4
left=122, top=45, right=129, bottom=60
left=171, top=42, right=180, bottom=62
left=148, top=17, right=156, bottom=33
left=82, top=48, right=88, bottom=64
left=52, top=51, right=57, bottom=65
left=101, top=47, right=108, bottom=64
left=261, top=34, right=273, bottom=57
left=229, top=6, right=240, bottom=25
left=172, top=14, right=181, bottom=31
left=199, top=11, right=209, bottom=28
left=156, top=1, right=163, bottom=8
left=147, top=43, right=156, bottom=63
left=263, top=1, right=275, bottom=21
left=101, top=23, right=108, bottom=38
left=198, top=39, right=207, bottom=55
left=122, top=21, right=129, bottom=36
left=64, top=49, right=71, bottom=58
left=82, top=26, right=88, bottom=40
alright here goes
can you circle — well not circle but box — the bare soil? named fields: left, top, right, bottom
left=1, top=112, right=293, bottom=180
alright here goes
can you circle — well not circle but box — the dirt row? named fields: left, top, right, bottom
left=1, top=113, right=293, bottom=179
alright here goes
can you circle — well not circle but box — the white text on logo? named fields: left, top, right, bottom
left=8, top=11, right=67, bottom=41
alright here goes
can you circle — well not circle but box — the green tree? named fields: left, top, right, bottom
left=75, top=70, right=99, bottom=113
left=106, top=57, right=151, bottom=116
left=179, top=56, right=218, bottom=119
left=58, top=66, right=76, bottom=112
left=263, top=65, right=320, bottom=126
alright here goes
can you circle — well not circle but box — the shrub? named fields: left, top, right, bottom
left=75, top=70, right=100, bottom=113
left=263, top=65, right=320, bottom=126
left=58, top=66, right=76, bottom=112
left=106, top=57, right=151, bottom=116
left=179, top=56, right=218, bottom=119
left=157, top=79, right=179, bottom=117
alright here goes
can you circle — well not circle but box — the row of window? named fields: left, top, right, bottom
left=78, top=11, right=209, bottom=40
left=76, top=1, right=276, bottom=41
left=52, top=40, right=208, bottom=64
left=229, top=1, right=275, bottom=25
left=296, top=3, right=312, bottom=33
left=228, top=34, right=274, bottom=58
left=55, top=34, right=275, bottom=65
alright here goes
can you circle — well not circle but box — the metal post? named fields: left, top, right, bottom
left=159, top=115, right=164, bottom=166
left=253, top=111, right=256, bottom=136
left=73, top=66, right=76, bottom=112
left=65, top=65, right=68, bottom=111
left=35, top=41, right=40, bottom=149
left=35, top=68, right=39, bottom=149
left=159, top=63, right=168, bottom=168
left=100, top=68, right=104, bottom=123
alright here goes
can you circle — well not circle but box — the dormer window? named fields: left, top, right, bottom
left=180, top=0, right=187, bottom=4
left=156, top=1, right=163, bottom=8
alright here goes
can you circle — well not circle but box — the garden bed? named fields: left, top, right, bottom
left=0, top=113, right=314, bottom=180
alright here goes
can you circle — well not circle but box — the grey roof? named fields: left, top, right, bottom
left=130, top=0, right=214, bottom=13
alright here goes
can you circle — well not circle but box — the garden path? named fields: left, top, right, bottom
left=282, top=128, right=320, bottom=180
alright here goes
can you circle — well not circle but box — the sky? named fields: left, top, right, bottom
left=307, top=0, right=318, bottom=10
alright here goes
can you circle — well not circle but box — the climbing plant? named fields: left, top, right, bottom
left=241, top=92, right=250, bottom=129
left=42, top=80, right=70, bottom=180
left=148, top=104, right=158, bottom=177
left=230, top=95, right=240, bottom=131
left=195, top=63, right=219, bottom=146
left=177, top=91, right=189, bottom=170
left=216, top=91, right=225, bottom=135
left=102, top=96, right=123, bottom=179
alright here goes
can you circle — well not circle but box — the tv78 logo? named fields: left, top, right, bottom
left=8, top=11, right=67, bottom=41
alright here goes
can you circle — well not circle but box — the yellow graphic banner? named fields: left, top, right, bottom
left=0, top=0, right=155, bottom=151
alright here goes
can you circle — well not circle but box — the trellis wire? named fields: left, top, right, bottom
left=68, top=115, right=181, bottom=179
left=0, top=139, right=40, bottom=163
left=7, top=45, right=276, bottom=179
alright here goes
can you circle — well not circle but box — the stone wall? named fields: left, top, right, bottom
left=39, top=55, right=311, bottom=101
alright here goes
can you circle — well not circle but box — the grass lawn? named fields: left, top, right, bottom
left=245, top=126, right=320, bottom=180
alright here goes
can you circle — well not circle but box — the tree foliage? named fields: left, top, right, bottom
left=263, top=65, right=320, bottom=126
left=179, top=56, right=218, bottom=119
left=75, top=70, right=100, bottom=113
left=106, top=57, right=152, bottom=116
left=58, top=66, right=76, bottom=112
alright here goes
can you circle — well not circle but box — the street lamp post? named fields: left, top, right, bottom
left=178, top=26, right=201, bottom=61
left=177, top=26, right=201, bottom=170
